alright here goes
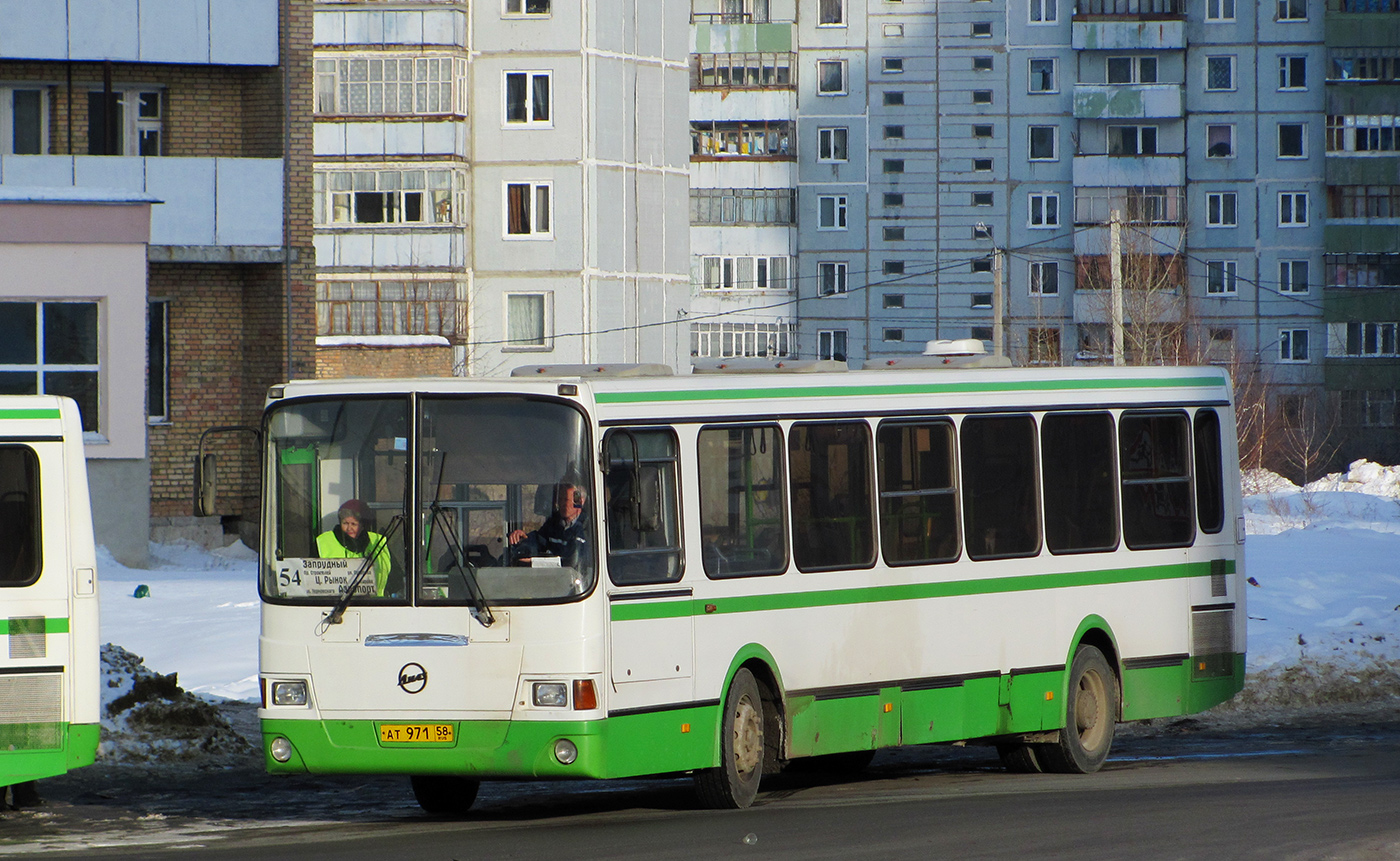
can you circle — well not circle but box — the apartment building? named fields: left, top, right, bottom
left=0, top=0, right=314, bottom=563
left=312, top=0, right=691, bottom=378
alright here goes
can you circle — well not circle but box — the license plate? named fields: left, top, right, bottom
left=379, top=723, right=455, bottom=744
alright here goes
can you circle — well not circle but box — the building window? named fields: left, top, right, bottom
left=1326, top=254, right=1400, bottom=288
left=973, top=90, right=993, bottom=104
left=1277, top=0, right=1306, bottom=20
left=147, top=300, right=168, bottom=423
left=315, top=167, right=464, bottom=226
left=972, top=21, right=993, bottom=36
left=884, top=91, right=905, bottom=106
left=1207, top=192, right=1238, bottom=227
left=883, top=23, right=904, bottom=37
left=883, top=328, right=904, bottom=342
left=883, top=58, right=905, bottom=73
left=505, top=181, right=552, bottom=237
left=1279, top=328, right=1309, bottom=363
left=316, top=56, right=465, bottom=116
left=1207, top=124, right=1235, bottom=158
left=1328, top=185, right=1400, bottom=218
left=1279, top=56, right=1307, bottom=90
left=691, top=120, right=794, bottom=157
left=690, top=188, right=796, bottom=226
left=973, top=222, right=992, bottom=238
left=701, top=256, right=792, bottom=291
left=1206, top=328, right=1235, bottom=364
left=1206, top=56, right=1235, bottom=91
left=1029, top=125, right=1058, bottom=160
left=0, top=301, right=100, bottom=433
left=883, top=262, right=906, bottom=275
left=885, top=192, right=905, bottom=207
left=818, top=195, right=849, bottom=230
left=973, top=124, right=994, bottom=139
left=883, top=226, right=906, bottom=241
left=818, top=330, right=848, bottom=361
left=883, top=293, right=905, bottom=308
left=693, top=53, right=796, bottom=89
left=1206, top=260, right=1238, bottom=295
left=974, top=56, right=994, bottom=72
left=971, top=293, right=993, bottom=309
left=1206, top=0, right=1235, bottom=20
left=884, top=124, right=905, bottom=139
left=505, top=0, right=550, bottom=14
left=1029, top=328, right=1061, bottom=365
left=972, top=258, right=993, bottom=273
left=87, top=88, right=162, bottom=156
left=1107, top=56, right=1158, bottom=84
left=1280, top=259, right=1310, bottom=293
left=1029, top=58, right=1057, bottom=92
left=505, top=293, right=550, bottom=350
left=1326, top=115, right=1400, bottom=153
left=973, top=191, right=994, bottom=206
left=1329, top=52, right=1400, bottom=83
left=317, top=280, right=468, bottom=342
left=1107, top=125, right=1157, bottom=155
left=818, top=127, right=848, bottom=162
left=1030, top=261, right=1060, bottom=295
left=691, top=322, right=794, bottom=359
left=1278, top=123, right=1306, bottom=158
left=1030, top=0, right=1057, bottom=23
left=1333, top=322, right=1400, bottom=357
left=817, top=60, right=847, bottom=94
left=883, top=158, right=905, bottom=173
left=819, top=262, right=849, bottom=295
left=974, top=158, right=993, bottom=171
left=1338, top=390, right=1400, bottom=428
left=1074, top=186, right=1184, bottom=224
left=3, top=87, right=47, bottom=154
left=818, top=0, right=845, bottom=25
left=1029, top=192, right=1060, bottom=227
left=504, top=71, right=551, bottom=124
left=1279, top=192, right=1309, bottom=226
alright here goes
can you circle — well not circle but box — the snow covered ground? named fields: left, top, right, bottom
left=96, top=462, right=1400, bottom=710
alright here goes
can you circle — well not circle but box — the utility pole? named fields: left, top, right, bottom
left=992, top=245, right=1005, bottom=358
left=1109, top=209, right=1125, bottom=367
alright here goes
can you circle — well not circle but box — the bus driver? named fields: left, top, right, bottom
left=508, top=484, right=588, bottom=567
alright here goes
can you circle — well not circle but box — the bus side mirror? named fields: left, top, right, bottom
left=194, top=453, right=218, bottom=517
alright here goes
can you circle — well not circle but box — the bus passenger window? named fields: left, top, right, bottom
left=604, top=429, right=683, bottom=586
left=0, top=447, right=41, bottom=585
left=1041, top=412, right=1119, bottom=554
left=1119, top=412, right=1194, bottom=549
left=876, top=422, right=959, bottom=565
left=1194, top=409, right=1225, bottom=534
left=961, top=415, right=1040, bottom=560
left=698, top=425, right=787, bottom=578
left=790, top=422, right=876, bottom=572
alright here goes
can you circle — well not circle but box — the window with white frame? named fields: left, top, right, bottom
left=1206, top=0, right=1235, bottom=20
left=819, top=0, right=844, bottom=25
left=1107, top=125, right=1158, bottom=155
left=1207, top=192, right=1238, bottom=227
left=505, top=71, right=550, bottom=125
left=1332, top=321, right=1400, bottom=357
left=818, top=262, right=848, bottom=295
left=147, top=300, right=168, bottom=423
left=315, top=167, right=464, bottom=226
left=1030, top=260, right=1059, bottom=295
left=505, top=293, right=550, bottom=349
left=0, top=301, right=100, bottom=433
left=1279, top=56, right=1306, bottom=90
left=818, top=195, right=848, bottom=230
left=1107, top=56, right=1158, bottom=84
left=505, top=181, right=552, bottom=237
left=818, top=127, right=848, bottom=162
left=1206, top=260, right=1238, bottom=295
left=817, top=329, right=848, bottom=361
left=700, top=255, right=792, bottom=291
left=1279, top=123, right=1307, bottom=158
left=1030, top=0, right=1057, bottom=23
left=1206, top=56, right=1235, bottom=91
left=1029, top=192, right=1060, bottom=227
left=883, top=23, right=904, bottom=37
left=1279, top=259, right=1310, bottom=293
left=3, top=87, right=47, bottom=154
left=690, top=188, right=796, bottom=225
left=691, top=322, right=794, bottom=358
left=1207, top=124, right=1235, bottom=158
left=1029, top=125, right=1058, bottom=160
left=817, top=60, right=846, bottom=94
left=1029, top=58, right=1057, bottom=92
left=1326, top=115, right=1400, bottom=153
left=505, top=0, right=550, bottom=14
left=315, top=56, right=466, bottom=116
left=1279, top=191, right=1308, bottom=226
left=1279, top=328, right=1309, bottom=362
left=1277, top=0, right=1306, bottom=20
left=87, top=88, right=161, bottom=156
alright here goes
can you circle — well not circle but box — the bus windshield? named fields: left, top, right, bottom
left=263, top=394, right=595, bottom=606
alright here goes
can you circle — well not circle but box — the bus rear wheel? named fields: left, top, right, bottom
left=410, top=774, right=480, bottom=816
left=695, top=668, right=765, bottom=809
left=1036, top=645, right=1117, bottom=774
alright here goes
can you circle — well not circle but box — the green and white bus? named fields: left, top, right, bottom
left=254, top=362, right=1244, bottom=811
left=0, top=396, right=101, bottom=786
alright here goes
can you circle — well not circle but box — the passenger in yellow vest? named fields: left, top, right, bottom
left=316, top=499, right=392, bottom=597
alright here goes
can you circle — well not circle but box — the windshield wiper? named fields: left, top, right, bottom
left=426, top=450, right=495, bottom=627
left=319, top=513, right=404, bottom=632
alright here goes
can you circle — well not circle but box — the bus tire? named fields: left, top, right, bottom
left=694, top=668, right=765, bottom=809
left=1036, top=645, right=1117, bottom=774
left=996, top=743, right=1042, bottom=773
left=410, top=774, right=480, bottom=816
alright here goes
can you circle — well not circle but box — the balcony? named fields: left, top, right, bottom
left=1074, top=0, right=1184, bottom=15
left=691, top=53, right=796, bottom=90
left=691, top=121, right=794, bottom=161
left=1073, top=153, right=1184, bottom=186
left=1074, top=83, right=1183, bottom=119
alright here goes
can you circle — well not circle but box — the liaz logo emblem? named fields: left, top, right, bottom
left=397, top=662, right=428, bottom=694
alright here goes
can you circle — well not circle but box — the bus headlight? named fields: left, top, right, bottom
left=271, top=681, right=309, bottom=707
left=554, top=739, right=578, bottom=765
left=270, top=737, right=294, bottom=763
left=532, top=682, right=568, bottom=707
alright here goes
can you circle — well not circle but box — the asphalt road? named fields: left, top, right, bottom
left=5, top=703, right=1400, bottom=860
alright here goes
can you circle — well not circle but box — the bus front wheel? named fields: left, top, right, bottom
left=695, top=668, right=765, bottom=809
left=1036, top=644, right=1117, bottom=774
left=410, top=774, right=480, bottom=816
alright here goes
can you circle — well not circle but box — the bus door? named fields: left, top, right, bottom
left=602, top=429, right=693, bottom=710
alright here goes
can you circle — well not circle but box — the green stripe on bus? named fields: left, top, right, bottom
left=0, top=408, right=62, bottom=420
left=4, top=617, right=69, bottom=635
left=594, top=375, right=1227, bottom=405
left=610, top=560, right=1232, bottom=622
